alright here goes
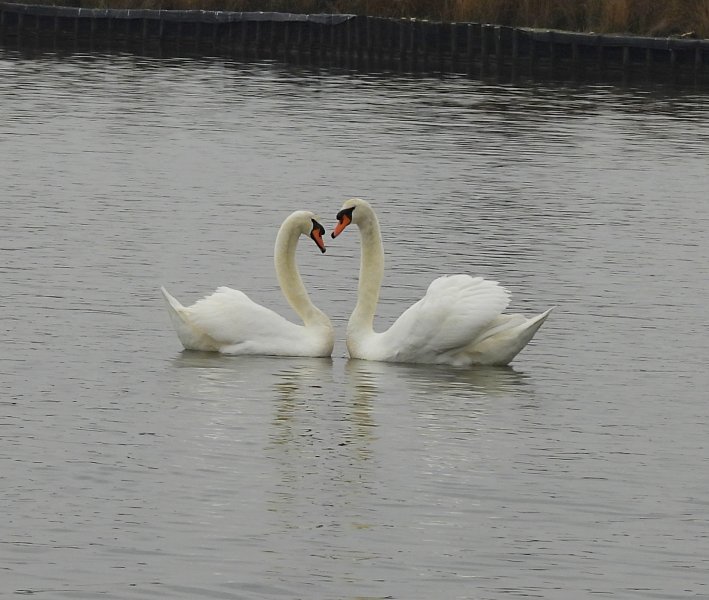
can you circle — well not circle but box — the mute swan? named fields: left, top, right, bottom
left=161, top=211, right=334, bottom=357
left=331, top=198, right=552, bottom=366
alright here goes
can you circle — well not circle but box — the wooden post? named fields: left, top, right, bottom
left=254, top=20, right=262, bottom=52
left=371, top=17, right=381, bottom=62
left=399, top=19, right=407, bottom=60
left=269, top=19, right=277, bottom=54
left=695, top=45, right=703, bottom=73
left=494, top=25, right=502, bottom=64
left=420, top=20, right=428, bottom=68
left=344, top=17, right=351, bottom=55
left=282, top=20, right=290, bottom=56
left=326, top=19, right=333, bottom=57
left=225, top=19, right=233, bottom=49
left=239, top=20, right=247, bottom=52
left=304, top=21, right=312, bottom=56
left=317, top=21, right=324, bottom=58
left=480, top=24, right=490, bottom=67
left=597, top=42, right=604, bottom=71
left=332, top=18, right=340, bottom=59
left=449, top=22, right=457, bottom=57
left=622, top=45, right=630, bottom=69
left=342, top=18, right=350, bottom=59
left=597, top=37, right=605, bottom=71
left=289, top=21, right=297, bottom=55
left=383, top=18, right=391, bottom=62
left=668, top=45, right=678, bottom=82
left=463, top=24, right=473, bottom=70
left=353, top=16, right=360, bottom=59
left=321, top=21, right=328, bottom=58
left=572, top=42, right=579, bottom=65
left=380, top=17, right=388, bottom=62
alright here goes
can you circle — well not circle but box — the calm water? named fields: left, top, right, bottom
left=2, top=48, right=709, bottom=599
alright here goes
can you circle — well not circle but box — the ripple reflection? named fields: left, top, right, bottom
left=345, top=358, right=530, bottom=402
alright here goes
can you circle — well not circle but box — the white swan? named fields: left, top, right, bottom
left=331, top=198, right=552, bottom=366
left=161, top=211, right=334, bottom=357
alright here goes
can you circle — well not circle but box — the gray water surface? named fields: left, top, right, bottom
left=2, top=50, right=709, bottom=599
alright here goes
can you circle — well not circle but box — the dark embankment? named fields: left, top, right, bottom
left=34, top=0, right=709, bottom=38
left=2, top=0, right=708, bottom=85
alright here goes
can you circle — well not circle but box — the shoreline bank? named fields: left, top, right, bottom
left=23, top=0, right=709, bottom=39
left=2, top=2, right=708, bottom=85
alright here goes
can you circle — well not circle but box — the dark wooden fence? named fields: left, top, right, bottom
left=2, top=2, right=708, bottom=83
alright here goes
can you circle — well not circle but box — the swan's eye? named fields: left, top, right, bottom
left=332, top=207, right=355, bottom=239
left=336, top=206, right=355, bottom=222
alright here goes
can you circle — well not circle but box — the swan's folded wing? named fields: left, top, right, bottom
left=186, top=286, right=298, bottom=346
left=382, top=275, right=510, bottom=361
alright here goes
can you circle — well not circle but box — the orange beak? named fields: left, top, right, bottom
left=311, top=229, right=326, bottom=253
left=331, top=214, right=351, bottom=238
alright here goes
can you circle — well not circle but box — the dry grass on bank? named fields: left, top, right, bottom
left=50, top=0, right=709, bottom=38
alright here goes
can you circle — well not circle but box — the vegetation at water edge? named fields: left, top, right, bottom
left=45, top=0, right=709, bottom=38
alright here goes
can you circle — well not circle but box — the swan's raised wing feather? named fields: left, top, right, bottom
left=380, top=275, right=510, bottom=362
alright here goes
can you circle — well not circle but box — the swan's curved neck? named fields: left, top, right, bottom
left=350, top=208, right=384, bottom=334
left=274, top=220, right=329, bottom=328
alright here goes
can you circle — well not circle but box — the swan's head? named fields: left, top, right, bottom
left=331, top=198, right=370, bottom=238
left=284, top=210, right=327, bottom=253
left=308, top=217, right=327, bottom=253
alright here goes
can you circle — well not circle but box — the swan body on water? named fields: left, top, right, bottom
left=331, top=198, right=552, bottom=366
left=162, top=211, right=334, bottom=357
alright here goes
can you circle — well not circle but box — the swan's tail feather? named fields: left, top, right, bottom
left=466, top=306, right=554, bottom=366
left=160, top=286, right=219, bottom=351
left=515, top=306, right=554, bottom=349
left=528, top=306, right=554, bottom=329
left=161, top=286, right=185, bottom=316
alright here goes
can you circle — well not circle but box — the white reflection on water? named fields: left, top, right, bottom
left=346, top=358, right=530, bottom=401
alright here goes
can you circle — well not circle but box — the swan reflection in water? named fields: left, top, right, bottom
left=170, top=351, right=534, bottom=454
left=169, top=352, right=535, bottom=525
left=171, top=351, right=531, bottom=417
left=345, top=358, right=531, bottom=405
left=169, top=352, right=530, bottom=474
left=171, top=351, right=333, bottom=402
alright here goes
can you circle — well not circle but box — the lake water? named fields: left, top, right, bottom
left=1, top=47, right=709, bottom=599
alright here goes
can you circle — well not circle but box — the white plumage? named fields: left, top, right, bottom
left=331, top=198, right=552, bottom=366
left=161, top=211, right=333, bottom=357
